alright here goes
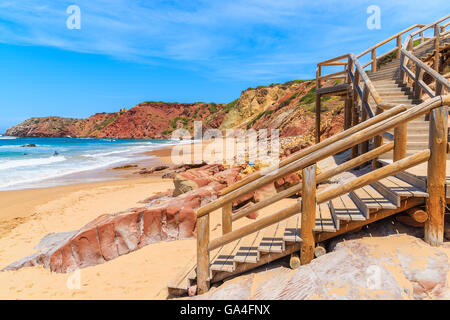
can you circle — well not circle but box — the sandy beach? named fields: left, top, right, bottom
left=0, top=142, right=297, bottom=299
left=0, top=146, right=182, bottom=299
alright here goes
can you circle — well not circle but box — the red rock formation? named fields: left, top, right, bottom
left=3, top=166, right=242, bottom=273
left=6, top=80, right=346, bottom=140
left=5, top=102, right=225, bottom=139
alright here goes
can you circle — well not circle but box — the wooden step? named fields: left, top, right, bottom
left=210, top=239, right=241, bottom=273
left=378, top=91, right=413, bottom=97
left=233, top=231, right=264, bottom=264
left=405, top=134, right=429, bottom=142
left=395, top=171, right=427, bottom=190
left=378, top=151, right=450, bottom=160
left=167, top=255, right=197, bottom=296
left=407, top=123, right=429, bottom=129
left=258, top=220, right=286, bottom=253
left=371, top=181, right=401, bottom=207
left=373, top=82, right=405, bottom=88
left=369, top=70, right=399, bottom=77
left=350, top=185, right=397, bottom=216
left=376, top=88, right=410, bottom=95
left=283, top=213, right=302, bottom=243
left=406, top=141, right=430, bottom=148
left=369, top=71, right=399, bottom=78
left=329, top=193, right=366, bottom=221
left=373, top=176, right=428, bottom=198
left=314, top=202, right=337, bottom=232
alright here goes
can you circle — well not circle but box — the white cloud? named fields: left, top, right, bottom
left=0, top=0, right=448, bottom=81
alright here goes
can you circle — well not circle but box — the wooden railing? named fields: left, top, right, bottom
left=357, top=24, right=425, bottom=71
left=194, top=95, right=450, bottom=294
left=193, top=15, right=450, bottom=294
left=399, top=15, right=450, bottom=99
left=316, top=14, right=449, bottom=151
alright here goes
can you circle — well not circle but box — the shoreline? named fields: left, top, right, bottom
left=0, top=140, right=229, bottom=299
left=0, top=164, right=181, bottom=299
left=0, top=141, right=180, bottom=192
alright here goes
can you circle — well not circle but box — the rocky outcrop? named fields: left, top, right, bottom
left=220, top=83, right=303, bottom=129
left=3, top=165, right=243, bottom=273
left=219, top=80, right=345, bottom=141
left=191, top=234, right=450, bottom=300
left=5, top=102, right=225, bottom=139
left=6, top=80, right=345, bottom=140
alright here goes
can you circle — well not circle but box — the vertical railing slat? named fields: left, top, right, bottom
left=196, top=214, right=210, bottom=294
left=300, top=164, right=317, bottom=265
left=425, top=105, right=448, bottom=246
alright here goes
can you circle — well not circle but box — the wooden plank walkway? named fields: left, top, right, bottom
left=168, top=168, right=433, bottom=297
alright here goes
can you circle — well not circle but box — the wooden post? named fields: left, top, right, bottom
left=413, top=63, right=423, bottom=101
left=373, top=107, right=383, bottom=169
left=425, top=105, right=448, bottom=246
left=360, top=107, right=369, bottom=155
left=360, top=86, right=369, bottom=156
left=351, top=103, right=360, bottom=159
left=344, top=92, right=353, bottom=130
left=300, top=164, right=316, bottom=265
left=434, top=25, right=440, bottom=72
left=406, top=38, right=414, bottom=87
left=371, top=48, right=377, bottom=73
left=196, top=214, right=210, bottom=294
left=345, top=57, right=354, bottom=131
left=315, top=94, right=321, bottom=144
left=352, top=71, right=360, bottom=159
left=222, top=202, right=232, bottom=235
left=400, top=52, right=405, bottom=85
left=315, top=67, right=322, bottom=144
left=396, top=35, right=402, bottom=59
left=393, top=123, right=407, bottom=161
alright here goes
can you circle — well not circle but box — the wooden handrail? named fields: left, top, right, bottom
left=198, top=106, right=408, bottom=217
left=208, top=201, right=301, bottom=251
left=218, top=105, right=405, bottom=197
left=349, top=53, right=382, bottom=105
left=195, top=15, right=450, bottom=291
left=409, top=14, right=450, bottom=38
left=401, top=48, right=450, bottom=92
left=201, top=95, right=448, bottom=218
left=231, top=142, right=394, bottom=222
left=197, top=94, right=450, bottom=292
left=357, top=24, right=424, bottom=58
left=316, top=150, right=430, bottom=204
left=209, top=145, right=433, bottom=252
left=209, top=149, right=430, bottom=252
left=317, top=53, right=350, bottom=66
left=317, top=70, right=348, bottom=82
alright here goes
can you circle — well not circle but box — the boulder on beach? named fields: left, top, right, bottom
left=20, top=144, right=36, bottom=147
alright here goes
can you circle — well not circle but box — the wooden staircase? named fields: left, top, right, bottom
left=167, top=15, right=450, bottom=297
left=168, top=171, right=429, bottom=296
left=368, top=37, right=450, bottom=160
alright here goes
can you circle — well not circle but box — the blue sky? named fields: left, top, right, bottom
left=0, top=0, right=448, bottom=132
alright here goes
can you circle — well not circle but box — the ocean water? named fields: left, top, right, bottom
left=0, top=136, right=181, bottom=191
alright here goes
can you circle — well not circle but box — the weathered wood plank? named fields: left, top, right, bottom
left=316, top=83, right=349, bottom=96
left=300, top=164, right=316, bottom=265
left=425, top=105, right=448, bottom=246
left=234, top=230, right=264, bottom=264
left=284, top=213, right=302, bottom=243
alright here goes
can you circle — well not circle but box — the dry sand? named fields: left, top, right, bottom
left=0, top=142, right=298, bottom=299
